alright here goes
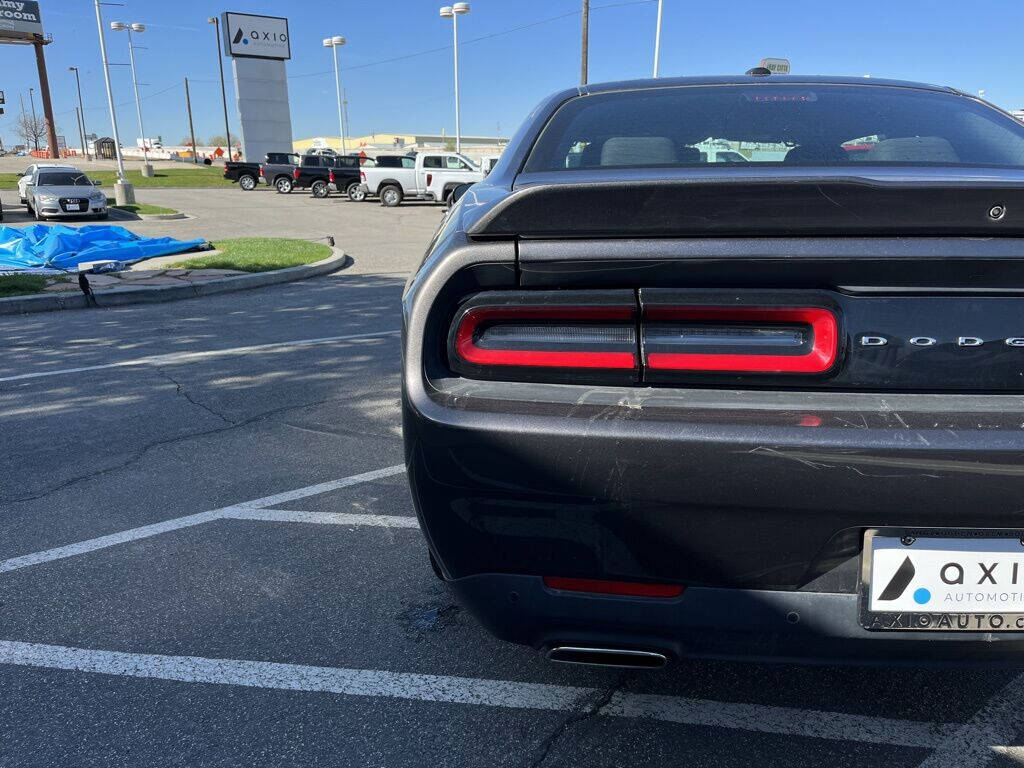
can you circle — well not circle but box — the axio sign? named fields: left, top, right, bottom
left=223, top=12, right=290, bottom=60
left=0, top=0, right=44, bottom=39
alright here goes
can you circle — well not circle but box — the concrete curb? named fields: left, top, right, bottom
left=107, top=209, right=188, bottom=221
left=139, top=212, right=188, bottom=220
left=0, top=246, right=349, bottom=315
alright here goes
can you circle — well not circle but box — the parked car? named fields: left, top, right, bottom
left=25, top=168, right=107, bottom=220
left=260, top=153, right=349, bottom=194
left=402, top=73, right=1024, bottom=667
left=223, top=153, right=297, bottom=190
left=18, top=163, right=78, bottom=203
left=358, top=152, right=484, bottom=206
left=292, top=155, right=364, bottom=199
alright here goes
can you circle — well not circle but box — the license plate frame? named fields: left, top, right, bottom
left=859, top=527, right=1024, bottom=632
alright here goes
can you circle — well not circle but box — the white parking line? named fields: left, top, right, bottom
left=0, top=464, right=407, bottom=574
left=224, top=509, right=420, bottom=527
left=236, top=465, right=406, bottom=508
left=0, top=639, right=952, bottom=748
left=0, top=509, right=229, bottom=574
left=0, top=329, right=401, bottom=384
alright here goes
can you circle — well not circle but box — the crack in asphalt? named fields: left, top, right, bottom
left=1, top=389, right=397, bottom=506
left=526, top=674, right=629, bottom=768
left=155, top=367, right=235, bottom=426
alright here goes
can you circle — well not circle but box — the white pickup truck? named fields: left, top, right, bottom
left=357, top=152, right=484, bottom=206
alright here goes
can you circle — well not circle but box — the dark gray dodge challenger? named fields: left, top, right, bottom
left=402, top=73, right=1024, bottom=667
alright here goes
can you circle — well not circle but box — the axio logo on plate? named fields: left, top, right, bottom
left=877, top=556, right=931, bottom=605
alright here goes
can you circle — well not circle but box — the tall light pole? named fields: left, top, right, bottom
left=440, top=3, right=469, bottom=154
left=208, top=17, right=233, bottom=161
left=69, top=67, right=90, bottom=160
left=94, top=0, right=133, bottom=203
left=580, top=0, right=589, bottom=86
left=323, top=36, right=347, bottom=155
left=111, top=22, right=153, bottom=177
left=652, top=0, right=664, bottom=78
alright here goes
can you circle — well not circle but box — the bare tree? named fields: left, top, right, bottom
left=16, top=112, right=48, bottom=151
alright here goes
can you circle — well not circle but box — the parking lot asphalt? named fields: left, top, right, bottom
left=3, top=192, right=1024, bottom=767
left=1, top=185, right=443, bottom=276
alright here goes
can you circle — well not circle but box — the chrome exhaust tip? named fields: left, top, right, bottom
left=546, top=646, right=668, bottom=669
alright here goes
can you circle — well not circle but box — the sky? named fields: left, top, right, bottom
left=2, top=0, right=1024, bottom=149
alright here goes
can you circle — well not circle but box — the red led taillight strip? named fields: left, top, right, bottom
left=454, top=305, right=637, bottom=369
left=544, top=576, right=685, bottom=598
left=644, top=306, right=838, bottom=373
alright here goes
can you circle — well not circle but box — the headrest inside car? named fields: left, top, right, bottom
left=867, top=137, right=960, bottom=163
left=601, top=136, right=678, bottom=166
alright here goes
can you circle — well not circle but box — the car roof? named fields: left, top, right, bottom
left=578, top=74, right=957, bottom=96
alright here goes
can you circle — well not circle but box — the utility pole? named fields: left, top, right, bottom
left=31, top=39, right=59, bottom=158
left=208, top=17, right=233, bottom=161
left=69, top=67, right=90, bottom=160
left=580, top=0, right=589, bottom=86
left=184, top=77, right=198, bottom=164
left=75, top=106, right=86, bottom=160
left=28, top=87, right=38, bottom=150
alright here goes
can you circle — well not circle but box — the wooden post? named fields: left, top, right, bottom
left=184, top=77, right=199, bottom=164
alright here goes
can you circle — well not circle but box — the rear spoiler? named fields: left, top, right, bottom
left=467, top=177, right=1024, bottom=238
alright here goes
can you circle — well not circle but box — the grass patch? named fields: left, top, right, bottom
left=173, top=238, right=332, bottom=273
left=0, top=274, right=48, bottom=298
left=0, top=166, right=234, bottom=190
left=106, top=197, right=178, bottom=215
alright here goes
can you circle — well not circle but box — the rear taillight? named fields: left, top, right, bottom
left=292, top=167, right=301, bottom=180
left=447, top=291, right=840, bottom=384
left=360, top=170, right=366, bottom=182
left=426, top=173, right=433, bottom=187
left=328, top=170, right=335, bottom=183
left=544, top=577, right=684, bottom=598
left=259, top=165, right=265, bottom=176
left=642, top=306, right=838, bottom=374
left=448, top=292, right=638, bottom=383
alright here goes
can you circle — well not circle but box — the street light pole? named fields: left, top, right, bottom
left=208, top=17, right=233, bottom=161
left=440, top=3, right=470, bottom=154
left=69, top=67, right=91, bottom=160
left=112, top=22, right=153, bottom=176
left=580, top=0, right=589, bottom=86
left=323, top=36, right=347, bottom=155
left=652, top=0, right=663, bottom=78
left=93, top=0, right=134, bottom=204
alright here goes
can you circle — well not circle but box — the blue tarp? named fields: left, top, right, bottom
left=0, top=224, right=206, bottom=273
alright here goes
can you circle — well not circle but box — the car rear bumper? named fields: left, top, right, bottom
left=404, top=376, right=1024, bottom=662
left=406, top=379, right=1024, bottom=586
left=450, top=573, right=1024, bottom=664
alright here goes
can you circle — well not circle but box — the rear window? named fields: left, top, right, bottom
left=523, top=84, right=1024, bottom=171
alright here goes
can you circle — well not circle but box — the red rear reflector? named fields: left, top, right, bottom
left=454, top=306, right=637, bottom=370
left=643, top=306, right=837, bottom=374
left=544, top=576, right=685, bottom=598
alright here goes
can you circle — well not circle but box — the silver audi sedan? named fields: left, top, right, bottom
left=25, top=169, right=108, bottom=221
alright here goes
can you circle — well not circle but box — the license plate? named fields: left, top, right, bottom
left=66, top=203, right=81, bottom=211
left=860, top=529, right=1024, bottom=631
